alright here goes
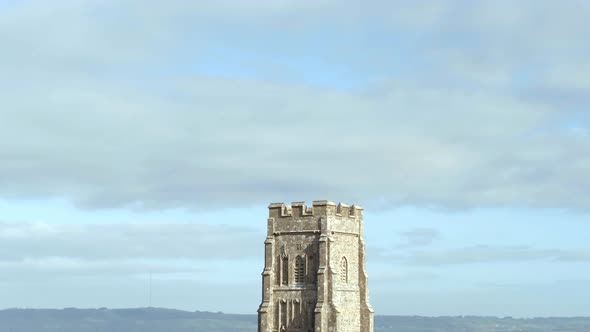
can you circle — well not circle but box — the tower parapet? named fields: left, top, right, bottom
left=258, top=200, right=374, bottom=332
left=269, top=201, right=363, bottom=219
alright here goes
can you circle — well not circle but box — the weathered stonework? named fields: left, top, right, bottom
left=258, top=200, right=374, bottom=332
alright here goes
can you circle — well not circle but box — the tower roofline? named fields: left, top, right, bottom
left=268, top=200, right=363, bottom=210
left=268, top=200, right=363, bottom=218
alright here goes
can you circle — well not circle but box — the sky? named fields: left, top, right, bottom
left=0, top=0, right=589, bottom=317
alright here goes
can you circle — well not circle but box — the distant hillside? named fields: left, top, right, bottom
left=0, top=308, right=255, bottom=332
left=0, top=308, right=588, bottom=332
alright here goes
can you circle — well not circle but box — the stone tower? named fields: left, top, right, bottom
left=258, top=200, right=374, bottom=332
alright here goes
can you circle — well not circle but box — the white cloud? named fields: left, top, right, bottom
left=390, top=245, right=590, bottom=266
left=0, top=222, right=260, bottom=261
left=0, top=0, right=589, bottom=211
left=0, top=257, right=205, bottom=281
left=395, top=228, right=440, bottom=248
left=0, top=221, right=262, bottom=286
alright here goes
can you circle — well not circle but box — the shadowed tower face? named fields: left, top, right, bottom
left=258, top=200, right=374, bottom=332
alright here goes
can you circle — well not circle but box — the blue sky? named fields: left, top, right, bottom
left=0, top=0, right=589, bottom=317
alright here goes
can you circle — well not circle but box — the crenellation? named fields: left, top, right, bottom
left=283, top=205, right=293, bottom=217
left=291, top=201, right=313, bottom=217
left=351, top=204, right=363, bottom=218
left=336, top=203, right=349, bottom=216
left=312, top=200, right=337, bottom=207
left=268, top=203, right=293, bottom=218
left=269, top=201, right=362, bottom=219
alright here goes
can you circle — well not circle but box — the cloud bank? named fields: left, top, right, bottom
left=1, top=0, right=589, bottom=211
left=381, top=245, right=590, bottom=266
left=0, top=221, right=260, bottom=282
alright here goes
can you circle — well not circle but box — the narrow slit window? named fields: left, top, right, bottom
left=340, top=256, right=348, bottom=283
left=276, top=255, right=282, bottom=286
left=307, top=256, right=314, bottom=284
left=282, top=256, right=289, bottom=285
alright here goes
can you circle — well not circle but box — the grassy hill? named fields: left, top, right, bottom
left=0, top=308, right=588, bottom=332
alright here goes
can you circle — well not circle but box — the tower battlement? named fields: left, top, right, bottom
left=268, top=200, right=363, bottom=219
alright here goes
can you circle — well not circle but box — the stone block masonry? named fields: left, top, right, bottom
left=258, top=200, right=374, bottom=332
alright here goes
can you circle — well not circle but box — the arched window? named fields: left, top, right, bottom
left=340, top=256, right=348, bottom=283
left=294, top=255, right=305, bottom=284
